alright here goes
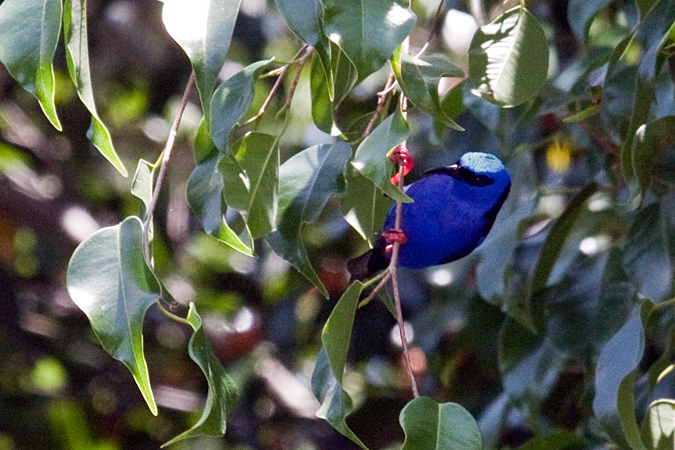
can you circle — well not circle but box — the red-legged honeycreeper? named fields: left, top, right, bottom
left=347, top=152, right=511, bottom=281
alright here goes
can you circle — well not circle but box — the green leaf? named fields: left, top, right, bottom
left=162, top=303, right=239, bottom=447
left=623, top=199, right=675, bottom=302
left=593, top=301, right=653, bottom=450
left=529, top=183, right=598, bottom=297
left=341, top=167, right=392, bottom=247
left=0, top=0, right=63, bottom=130
left=274, top=0, right=324, bottom=48
left=642, top=400, right=675, bottom=450
left=393, top=51, right=464, bottom=130
left=514, top=431, right=585, bottom=450
left=210, top=59, right=272, bottom=151
left=131, top=159, right=155, bottom=214
left=469, top=6, right=549, bottom=107
left=322, top=281, right=364, bottom=381
left=321, top=0, right=415, bottom=82
left=310, top=46, right=358, bottom=135
left=267, top=142, right=352, bottom=297
left=220, top=132, right=279, bottom=239
left=567, top=0, right=615, bottom=41
left=352, top=108, right=411, bottom=203
left=63, top=0, right=127, bottom=177
left=311, top=347, right=369, bottom=449
left=66, top=216, right=159, bottom=415
left=399, top=397, right=482, bottom=450
left=162, top=0, right=242, bottom=126
left=629, top=116, right=675, bottom=206
left=187, top=154, right=255, bottom=256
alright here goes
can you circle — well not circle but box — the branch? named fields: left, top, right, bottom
left=142, top=72, right=195, bottom=261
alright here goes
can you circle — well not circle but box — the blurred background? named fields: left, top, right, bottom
left=0, top=0, right=630, bottom=448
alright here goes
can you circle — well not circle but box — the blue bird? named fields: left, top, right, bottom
left=348, top=152, right=511, bottom=281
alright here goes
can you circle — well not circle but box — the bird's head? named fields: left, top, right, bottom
left=426, top=152, right=511, bottom=195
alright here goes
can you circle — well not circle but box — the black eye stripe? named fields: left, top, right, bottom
left=424, top=165, right=495, bottom=187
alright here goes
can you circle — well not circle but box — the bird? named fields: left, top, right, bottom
left=347, top=152, right=511, bottom=281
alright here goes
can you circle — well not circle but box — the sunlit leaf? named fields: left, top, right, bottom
left=66, top=216, right=159, bottom=415
left=321, top=0, right=415, bottom=82
left=267, top=142, right=352, bottom=297
left=400, top=397, right=482, bottom=450
left=469, top=6, right=549, bottom=107
left=162, top=0, right=242, bottom=126
left=162, top=303, right=239, bottom=447
left=311, top=347, right=369, bottom=449
left=0, top=0, right=62, bottom=130
left=131, top=159, right=155, bottom=214
left=210, top=59, right=272, bottom=151
left=593, top=301, right=653, bottom=450
left=352, top=108, right=411, bottom=203
left=642, top=400, right=675, bottom=450
left=341, top=168, right=392, bottom=247
left=392, top=51, right=464, bottom=130
left=64, top=0, right=127, bottom=177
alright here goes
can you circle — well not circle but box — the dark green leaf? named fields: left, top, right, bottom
left=210, top=60, right=272, bottom=151
left=187, top=121, right=254, bottom=255
left=0, top=0, right=62, bottom=130
left=642, top=400, right=675, bottom=450
left=64, top=0, right=127, bottom=177
left=400, top=397, right=482, bottom=450
left=311, top=348, right=369, bottom=449
left=322, top=281, right=364, bottom=380
left=352, top=108, right=411, bottom=203
left=321, top=0, right=415, bottom=82
left=221, top=132, right=279, bottom=239
left=514, top=431, right=585, bottom=450
left=393, top=51, right=464, bottom=130
left=629, top=116, right=675, bottom=205
left=162, top=303, right=239, bottom=447
left=593, top=301, right=653, bottom=450
left=469, top=6, right=549, bottom=107
left=623, top=199, right=675, bottom=302
left=529, top=183, right=598, bottom=297
left=66, top=216, right=159, bottom=415
left=162, top=0, right=242, bottom=126
left=341, top=167, right=392, bottom=247
left=267, top=142, right=352, bottom=297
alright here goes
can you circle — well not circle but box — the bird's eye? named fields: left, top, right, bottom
left=426, top=165, right=495, bottom=187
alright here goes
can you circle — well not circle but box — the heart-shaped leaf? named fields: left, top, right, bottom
left=66, top=216, right=159, bottom=415
left=400, top=397, right=482, bottom=450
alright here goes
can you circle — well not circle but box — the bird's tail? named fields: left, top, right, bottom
left=347, top=243, right=390, bottom=282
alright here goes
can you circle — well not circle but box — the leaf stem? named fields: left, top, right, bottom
left=142, top=72, right=195, bottom=261
left=362, top=74, right=398, bottom=140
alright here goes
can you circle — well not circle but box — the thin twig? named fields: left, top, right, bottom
left=415, top=0, right=446, bottom=58
left=362, top=74, right=397, bottom=139
left=283, top=47, right=313, bottom=111
left=142, top=72, right=195, bottom=261
left=243, top=44, right=311, bottom=127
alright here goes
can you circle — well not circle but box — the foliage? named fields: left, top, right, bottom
left=2, top=0, right=675, bottom=448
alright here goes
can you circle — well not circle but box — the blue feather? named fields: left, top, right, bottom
left=348, top=152, right=511, bottom=280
